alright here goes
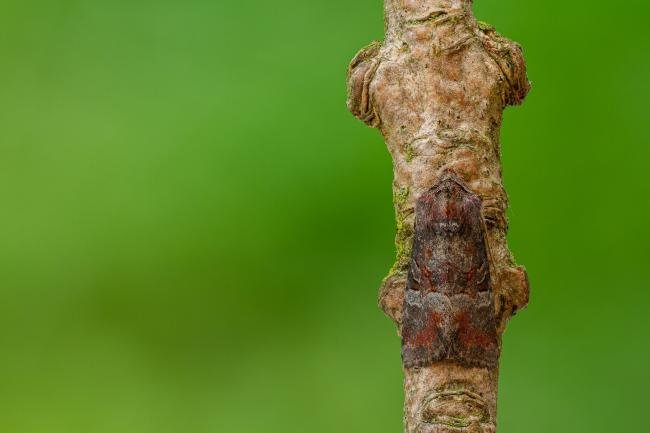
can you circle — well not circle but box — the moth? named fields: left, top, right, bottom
left=401, top=175, right=499, bottom=369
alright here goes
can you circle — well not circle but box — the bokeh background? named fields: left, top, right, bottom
left=1, top=0, right=649, bottom=432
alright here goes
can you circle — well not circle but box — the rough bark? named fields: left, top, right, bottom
left=346, top=1, right=530, bottom=432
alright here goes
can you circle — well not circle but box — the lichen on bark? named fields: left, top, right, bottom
left=346, top=1, right=531, bottom=432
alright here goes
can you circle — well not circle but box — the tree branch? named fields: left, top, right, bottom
left=347, top=1, right=530, bottom=432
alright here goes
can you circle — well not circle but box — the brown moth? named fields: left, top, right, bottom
left=401, top=174, right=499, bottom=369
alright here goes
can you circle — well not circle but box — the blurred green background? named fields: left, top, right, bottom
left=1, top=0, right=649, bottom=432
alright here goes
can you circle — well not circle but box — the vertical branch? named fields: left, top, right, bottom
left=347, top=1, right=530, bottom=432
